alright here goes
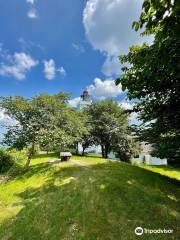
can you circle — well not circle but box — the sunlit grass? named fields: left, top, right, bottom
left=0, top=153, right=179, bottom=240
left=71, top=154, right=107, bottom=166
left=139, top=164, right=180, bottom=181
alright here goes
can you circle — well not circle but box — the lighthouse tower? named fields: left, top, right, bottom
left=78, top=90, right=92, bottom=110
left=77, top=89, right=101, bottom=155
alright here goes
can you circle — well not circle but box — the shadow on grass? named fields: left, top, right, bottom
left=0, top=161, right=180, bottom=240
left=13, top=162, right=51, bottom=181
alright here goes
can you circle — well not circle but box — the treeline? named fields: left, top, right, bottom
left=0, top=94, right=136, bottom=171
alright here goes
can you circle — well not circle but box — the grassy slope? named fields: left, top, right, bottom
left=139, top=164, right=180, bottom=181
left=0, top=153, right=179, bottom=240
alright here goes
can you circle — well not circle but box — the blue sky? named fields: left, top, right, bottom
left=0, top=0, right=152, bottom=131
left=0, top=0, right=106, bottom=99
left=0, top=0, right=153, bottom=142
left=0, top=0, right=148, bottom=101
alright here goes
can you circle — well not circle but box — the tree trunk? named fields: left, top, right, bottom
left=23, top=143, right=35, bottom=172
left=105, top=144, right=109, bottom=159
left=105, top=149, right=108, bottom=159
left=23, top=156, right=31, bottom=172
left=101, top=145, right=105, bottom=158
left=82, top=147, right=85, bottom=156
left=76, top=142, right=79, bottom=155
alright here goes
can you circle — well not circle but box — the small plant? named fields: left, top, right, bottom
left=0, top=149, right=14, bottom=173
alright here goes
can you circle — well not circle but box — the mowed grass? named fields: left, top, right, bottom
left=139, top=164, right=180, bottom=181
left=0, top=153, right=179, bottom=240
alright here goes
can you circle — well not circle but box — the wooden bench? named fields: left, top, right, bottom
left=60, top=152, right=72, bottom=161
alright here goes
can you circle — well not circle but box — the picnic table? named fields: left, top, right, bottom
left=60, top=152, right=72, bottom=161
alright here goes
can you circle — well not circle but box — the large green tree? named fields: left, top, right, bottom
left=86, top=100, right=130, bottom=159
left=77, top=110, right=94, bottom=156
left=0, top=93, right=81, bottom=170
left=40, top=106, right=87, bottom=154
left=116, top=0, right=180, bottom=161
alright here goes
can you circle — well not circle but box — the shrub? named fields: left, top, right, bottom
left=0, top=149, right=14, bottom=173
left=9, top=149, right=27, bottom=163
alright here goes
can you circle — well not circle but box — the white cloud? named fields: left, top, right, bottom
left=26, top=0, right=38, bottom=19
left=0, top=108, right=17, bottom=127
left=87, top=78, right=123, bottom=100
left=18, top=38, right=45, bottom=53
left=118, top=100, right=141, bottom=125
left=119, top=101, right=133, bottom=110
left=102, top=56, right=121, bottom=77
left=129, top=112, right=141, bottom=126
left=0, top=52, right=38, bottom=80
left=83, top=0, right=143, bottom=55
left=0, top=109, right=9, bottom=121
left=68, top=97, right=81, bottom=108
left=72, top=43, right=85, bottom=53
left=43, top=59, right=66, bottom=80
left=27, top=8, right=38, bottom=19
left=83, top=0, right=152, bottom=76
left=57, top=67, right=66, bottom=77
left=43, top=59, right=56, bottom=80
left=0, top=109, right=19, bottom=143
left=26, top=0, right=36, bottom=4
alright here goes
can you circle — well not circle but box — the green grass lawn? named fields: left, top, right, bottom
left=0, top=153, right=180, bottom=240
left=139, top=164, right=180, bottom=181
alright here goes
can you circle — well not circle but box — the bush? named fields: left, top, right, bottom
left=9, top=149, right=27, bottom=163
left=0, top=149, right=14, bottom=173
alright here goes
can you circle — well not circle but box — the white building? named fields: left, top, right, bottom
left=77, top=90, right=101, bottom=154
left=131, top=142, right=167, bottom=165
left=77, top=90, right=92, bottom=110
left=108, top=141, right=167, bottom=165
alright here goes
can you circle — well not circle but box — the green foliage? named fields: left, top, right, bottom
left=133, top=0, right=180, bottom=36
left=40, top=108, right=88, bottom=153
left=8, top=149, right=28, bottom=162
left=0, top=149, right=14, bottom=173
left=111, top=135, right=140, bottom=162
left=86, top=100, right=131, bottom=159
left=116, top=0, right=180, bottom=161
left=0, top=93, right=92, bottom=170
left=0, top=93, right=75, bottom=170
left=78, top=109, right=94, bottom=155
